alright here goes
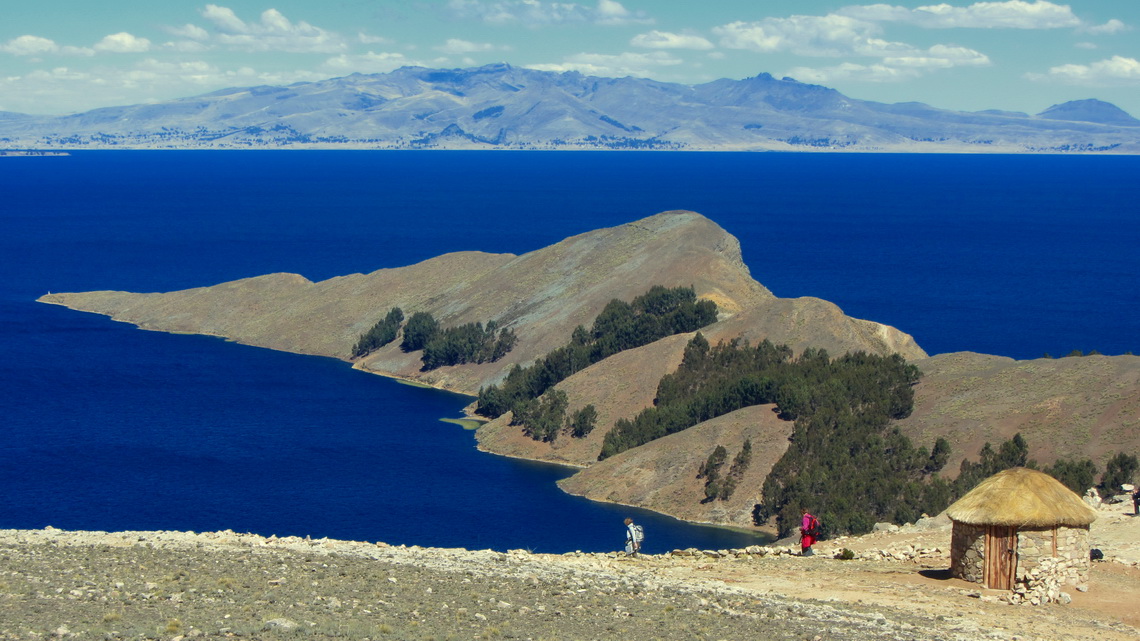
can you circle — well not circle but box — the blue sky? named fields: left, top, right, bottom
left=2, top=1, right=1137, bottom=116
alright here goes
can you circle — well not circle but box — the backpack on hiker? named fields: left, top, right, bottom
left=808, top=516, right=821, bottom=537
left=631, top=523, right=645, bottom=544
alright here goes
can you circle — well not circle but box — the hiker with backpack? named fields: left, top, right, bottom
left=800, top=508, right=820, bottom=556
left=624, top=517, right=644, bottom=555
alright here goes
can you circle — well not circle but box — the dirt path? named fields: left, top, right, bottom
left=0, top=501, right=1135, bottom=640
left=663, top=498, right=1140, bottom=641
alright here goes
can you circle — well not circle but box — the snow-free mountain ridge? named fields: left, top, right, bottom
left=2, top=63, right=1137, bottom=153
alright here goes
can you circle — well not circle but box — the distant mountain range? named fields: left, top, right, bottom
left=3, top=63, right=1139, bottom=153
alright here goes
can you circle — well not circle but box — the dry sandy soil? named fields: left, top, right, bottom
left=0, top=500, right=1136, bottom=641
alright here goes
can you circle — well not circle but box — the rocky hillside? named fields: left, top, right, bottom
left=2, top=500, right=1137, bottom=640
left=38, top=211, right=1139, bottom=530
left=897, top=351, right=1140, bottom=473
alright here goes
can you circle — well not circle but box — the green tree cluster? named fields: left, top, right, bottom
left=599, top=337, right=922, bottom=460
left=475, top=286, right=718, bottom=430
left=567, top=404, right=598, bottom=439
left=757, top=406, right=950, bottom=539
left=1043, top=458, right=1098, bottom=495
left=699, top=440, right=752, bottom=502
left=514, top=389, right=570, bottom=442
left=421, top=320, right=517, bottom=370
left=951, top=433, right=1034, bottom=496
left=398, top=311, right=516, bottom=371
left=351, top=307, right=404, bottom=358
left=513, top=393, right=598, bottom=442
left=697, top=445, right=728, bottom=502
left=1099, top=452, right=1139, bottom=495
left=947, top=435, right=1133, bottom=504
left=401, top=312, right=440, bottom=352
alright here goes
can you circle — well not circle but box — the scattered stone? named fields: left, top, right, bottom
left=263, top=618, right=298, bottom=631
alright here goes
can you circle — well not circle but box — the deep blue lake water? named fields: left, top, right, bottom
left=1, top=151, right=1137, bottom=552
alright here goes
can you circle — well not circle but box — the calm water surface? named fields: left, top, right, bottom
left=1, top=151, right=1136, bottom=551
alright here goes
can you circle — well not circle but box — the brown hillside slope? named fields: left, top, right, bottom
left=37, top=211, right=922, bottom=395
left=897, top=351, right=1140, bottom=473
left=540, top=350, right=1139, bottom=530
left=557, top=404, right=793, bottom=528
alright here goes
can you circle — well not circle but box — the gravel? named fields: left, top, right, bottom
left=0, top=528, right=999, bottom=640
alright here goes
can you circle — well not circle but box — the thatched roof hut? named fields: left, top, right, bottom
left=946, top=467, right=1097, bottom=595
left=947, top=467, right=1098, bottom=528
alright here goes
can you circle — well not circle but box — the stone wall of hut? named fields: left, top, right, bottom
left=1015, top=525, right=1091, bottom=590
left=950, top=521, right=1091, bottom=590
left=949, top=521, right=985, bottom=583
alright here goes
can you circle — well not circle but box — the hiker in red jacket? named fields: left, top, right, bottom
left=800, top=508, right=820, bottom=556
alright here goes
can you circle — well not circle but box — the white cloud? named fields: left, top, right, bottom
left=435, top=38, right=504, bottom=54
left=358, top=33, right=392, bottom=45
left=714, top=15, right=885, bottom=57
left=594, top=0, right=648, bottom=26
left=631, top=30, right=714, bottom=50
left=199, top=4, right=345, bottom=53
left=785, top=62, right=924, bottom=83
left=1030, top=55, right=1140, bottom=85
left=839, top=1, right=1081, bottom=29
left=526, top=51, right=681, bottom=77
left=323, top=51, right=419, bottom=74
left=714, top=14, right=989, bottom=62
left=884, top=44, right=990, bottom=68
left=446, top=0, right=651, bottom=26
left=201, top=5, right=248, bottom=33
left=1081, top=19, right=1130, bottom=36
left=715, top=12, right=991, bottom=84
left=167, top=24, right=210, bottom=41
left=2, top=34, right=59, bottom=56
left=94, top=33, right=152, bottom=54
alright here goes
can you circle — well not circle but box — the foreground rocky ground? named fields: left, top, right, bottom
left=1, top=501, right=1136, bottom=641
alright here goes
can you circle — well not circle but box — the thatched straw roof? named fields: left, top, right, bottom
left=946, top=467, right=1097, bottom=527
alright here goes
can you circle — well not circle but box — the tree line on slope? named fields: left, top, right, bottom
left=697, top=440, right=753, bottom=503
left=599, top=335, right=923, bottom=460
left=475, top=285, right=718, bottom=442
left=763, top=429, right=1138, bottom=541
left=599, top=333, right=945, bottom=537
left=352, top=308, right=405, bottom=358
left=953, top=433, right=1138, bottom=499
left=351, top=307, right=516, bottom=371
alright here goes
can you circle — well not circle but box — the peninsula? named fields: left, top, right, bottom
left=39, top=211, right=1140, bottom=531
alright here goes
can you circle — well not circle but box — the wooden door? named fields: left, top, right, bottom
left=984, top=525, right=1017, bottom=590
